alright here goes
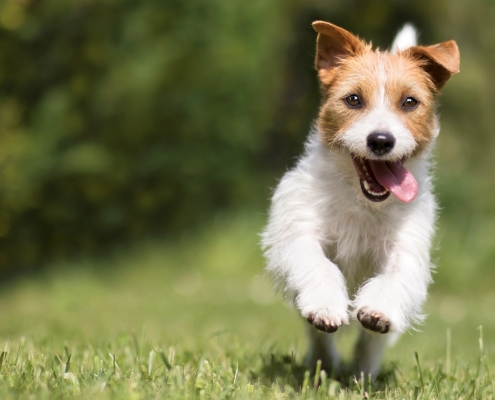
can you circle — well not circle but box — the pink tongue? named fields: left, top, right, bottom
left=369, top=160, right=418, bottom=203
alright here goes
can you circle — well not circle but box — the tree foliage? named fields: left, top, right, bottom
left=0, top=0, right=492, bottom=274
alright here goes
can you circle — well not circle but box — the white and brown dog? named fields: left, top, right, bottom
left=262, top=22, right=459, bottom=377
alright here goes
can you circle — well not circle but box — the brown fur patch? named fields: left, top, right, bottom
left=313, top=21, right=370, bottom=73
left=405, top=41, right=460, bottom=89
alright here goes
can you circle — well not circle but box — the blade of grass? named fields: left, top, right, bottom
left=446, top=328, right=451, bottom=375
left=156, top=350, right=172, bottom=371
left=415, top=351, right=424, bottom=388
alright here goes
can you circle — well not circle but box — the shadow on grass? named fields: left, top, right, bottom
left=252, top=352, right=307, bottom=391
left=252, top=352, right=398, bottom=394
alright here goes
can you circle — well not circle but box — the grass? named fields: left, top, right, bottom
left=0, top=212, right=493, bottom=399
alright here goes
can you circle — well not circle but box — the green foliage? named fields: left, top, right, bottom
left=0, top=0, right=494, bottom=276
left=0, top=0, right=288, bottom=271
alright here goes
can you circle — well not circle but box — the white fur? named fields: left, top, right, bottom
left=262, top=132, right=436, bottom=377
left=261, top=25, right=437, bottom=378
left=391, top=23, right=418, bottom=53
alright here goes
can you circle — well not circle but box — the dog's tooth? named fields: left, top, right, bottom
left=363, top=181, right=370, bottom=191
left=369, top=189, right=388, bottom=196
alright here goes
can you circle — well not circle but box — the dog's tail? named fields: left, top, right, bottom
left=391, top=23, right=417, bottom=53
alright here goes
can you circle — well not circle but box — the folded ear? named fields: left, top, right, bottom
left=312, top=21, right=366, bottom=71
left=406, top=40, right=460, bottom=90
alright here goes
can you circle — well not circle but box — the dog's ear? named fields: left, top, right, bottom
left=406, top=40, right=460, bottom=90
left=312, top=21, right=366, bottom=86
left=312, top=21, right=365, bottom=70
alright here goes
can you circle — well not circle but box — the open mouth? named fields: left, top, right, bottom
left=351, top=155, right=418, bottom=203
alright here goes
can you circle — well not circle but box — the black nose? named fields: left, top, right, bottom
left=367, top=132, right=395, bottom=156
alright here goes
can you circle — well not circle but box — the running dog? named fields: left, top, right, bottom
left=262, top=21, right=459, bottom=377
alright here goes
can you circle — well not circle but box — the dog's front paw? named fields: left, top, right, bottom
left=306, top=310, right=346, bottom=333
left=356, top=308, right=390, bottom=334
left=296, top=285, right=350, bottom=333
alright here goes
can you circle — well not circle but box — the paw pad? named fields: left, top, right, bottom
left=307, top=312, right=341, bottom=333
left=357, top=309, right=390, bottom=334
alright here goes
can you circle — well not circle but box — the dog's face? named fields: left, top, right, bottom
left=313, top=22, right=459, bottom=203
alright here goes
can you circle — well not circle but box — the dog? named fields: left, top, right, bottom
left=261, top=21, right=459, bottom=378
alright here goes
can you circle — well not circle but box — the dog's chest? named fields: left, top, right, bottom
left=320, top=207, right=395, bottom=288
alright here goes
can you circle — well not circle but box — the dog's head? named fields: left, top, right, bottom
left=313, top=21, right=459, bottom=203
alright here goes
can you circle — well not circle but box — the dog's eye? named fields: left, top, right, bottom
left=402, top=97, right=419, bottom=110
left=344, top=94, right=362, bottom=108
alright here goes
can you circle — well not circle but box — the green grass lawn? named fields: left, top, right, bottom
left=0, top=213, right=493, bottom=399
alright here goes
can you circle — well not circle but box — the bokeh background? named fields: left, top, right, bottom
left=0, top=0, right=494, bottom=374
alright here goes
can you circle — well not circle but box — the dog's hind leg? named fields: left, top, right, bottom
left=305, top=325, right=341, bottom=375
left=352, top=328, right=400, bottom=379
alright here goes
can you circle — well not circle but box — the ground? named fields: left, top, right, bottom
left=0, top=213, right=493, bottom=399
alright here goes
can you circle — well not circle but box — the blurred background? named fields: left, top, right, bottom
left=0, top=0, right=494, bottom=362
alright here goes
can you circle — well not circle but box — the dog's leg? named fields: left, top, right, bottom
left=305, top=325, right=341, bottom=374
left=353, top=254, right=430, bottom=334
left=268, top=236, right=350, bottom=333
left=353, top=219, right=433, bottom=334
left=352, top=328, right=400, bottom=378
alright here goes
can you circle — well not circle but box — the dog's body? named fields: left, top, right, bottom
left=261, top=22, right=459, bottom=377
